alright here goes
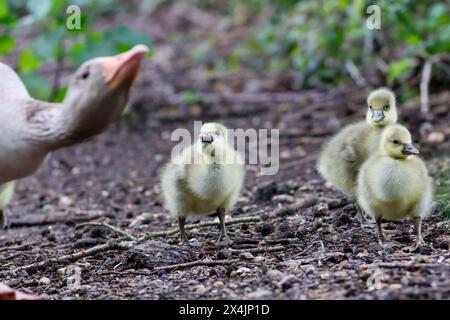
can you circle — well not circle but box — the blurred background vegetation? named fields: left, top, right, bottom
left=0, top=0, right=152, bottom=101
left=188, top=0, right=450, bottom=110
left=1, top=0, right=449, bottom=103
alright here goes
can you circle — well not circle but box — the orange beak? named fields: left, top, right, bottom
left=99, top=44, right=149, bottom=90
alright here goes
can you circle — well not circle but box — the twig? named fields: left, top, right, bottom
left=138, top=216, right=261, bottom=242
left=8, top=240, right=131, bottom=274
left=9, top=210, right=107, bottom=228
left=48, top=41, right=65, bottom=101
left=154, top=259, right=239, bottom=272
left=420, top=59, right=433, bottom=115
left=230, top=245, right=285, bottom=255
left=2, top=252, right=33, bottom=260
left=362, top=262, right=450, bottom=270
left=96, top=270, right=155, bottom=277
left=345, top=60, right=367, bottom=87
left=77, top=222, right=136, bottom=241
left=0, top=242, right=35, bottom=252
left=292, top=241, right=322, bottom=258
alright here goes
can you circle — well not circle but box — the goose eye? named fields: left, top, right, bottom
left=79, top=69, right=90, bottom=80
left=392, top=139, right=400, bottom=145
left=384, top=105, right=390, bottom=111
left=369, top=105, right=373, bottom=111
left=215, top=130, right=221, bottom=136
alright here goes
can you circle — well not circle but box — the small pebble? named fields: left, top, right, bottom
left=266, top=269, right=284, bottom=281
left=39, top=277, right=51, bottom=285
left=194, top=284, right=206, bottom=294
left=239, top=252, right=255, bottom=260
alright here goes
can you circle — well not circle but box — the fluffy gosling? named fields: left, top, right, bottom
left=357, top=124, right=432, bottom=250
left=161, top=122, right=245, bottom=244
left=317, top=88, right=398, bottom=199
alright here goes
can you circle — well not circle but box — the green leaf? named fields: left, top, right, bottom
left=52, top=86, right=67, bottom=103
left=180, top=90, right=201, bottom=104
left=18, top=48, right=41, bottom=73
left=31, top=28, right=66, bottom=60
left=0, top=34, right=14, bottom=56
left=0, top=14, right=16, bottom=25
left=405, top=34, right=421, bottom=46
left=428, top=3, right=448, bottom=21
left=0, top=0, right=9, bottom=19
left=20, top=73, right=51, bottom=100
left=105, top=26, right=152, bottom=51
left=69, top=39, right=116, bottom=66
left=387, top=58, right=412, bottom=82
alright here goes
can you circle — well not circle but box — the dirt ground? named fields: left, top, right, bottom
left=0, top=3, right=449, bottom=300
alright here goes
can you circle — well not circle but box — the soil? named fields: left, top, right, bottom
left=0, top=3, right=449, bottom=300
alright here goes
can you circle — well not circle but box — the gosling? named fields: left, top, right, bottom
left=317, top=88, right=398, bottom=199
left=161, top=122, right=245, bottom=244
left=357, top=124, right=432, bottom=250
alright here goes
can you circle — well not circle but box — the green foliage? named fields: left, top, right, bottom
left=180, top=90, right=202, bottom=105
left=0, top=0, right=9, bottom=19
left=387, top=58, right=414, bottom=83
left=0, top=34, right=14, bottom=55
left=0, top=0, right=152, bottom=101
left=228, top=0, right=450, bottom=90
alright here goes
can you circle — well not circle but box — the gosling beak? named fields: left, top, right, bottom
left=99, top=44, right=149, bottom=90
left=372, top=109, right=385, bottom=123
left=402, top=143, right=419, bottom=155
left=199, top=132, right=214, bottom=144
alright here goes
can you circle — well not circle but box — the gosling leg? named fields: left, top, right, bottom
left=408, top=217, right=425, bottom=252
left=0, top=208, right=10, bottom=229
left=355, top=203, right=371, bottom=225
left=178, top=216, right=188, bottom=244
left=376, top=216, right=401, bottom=248
left=375, top=217, right=386, bottom=246
left=216, top=208, right=229, bottom=244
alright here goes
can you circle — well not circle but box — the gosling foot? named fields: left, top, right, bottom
left=179, top=230, right=190, bottom=245
left=380, top=240, right=402, bottom=249
left=378, top=236, right=402, bottom=249
left=355, top=204, right=368, bottom=222
left=405, top=237, right=425, bottom=253
left=406, top=217, right=425, bottom=252
left=216, top=235, right=231, bottom=247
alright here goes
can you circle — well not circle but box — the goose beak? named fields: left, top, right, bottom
left=402, top=143, right=419, bottom=155
left=99, top=44, right=149, bottom=90
left=372, top=109, right=385, bottom=123
left=199, top=132, right=214, bottom=144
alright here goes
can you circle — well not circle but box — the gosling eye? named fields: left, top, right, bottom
left=384, top=105, right=390, bottom=111
left=369, top=105, right=373, bottom=111
left=215, top=130, right=221, bottom=136
left=392, top=139, right=400, bottom=145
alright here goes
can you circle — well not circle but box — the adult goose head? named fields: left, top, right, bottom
left=26, top=44, right=149, bottom=149
left=0, top=44, right=148, bottom=184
